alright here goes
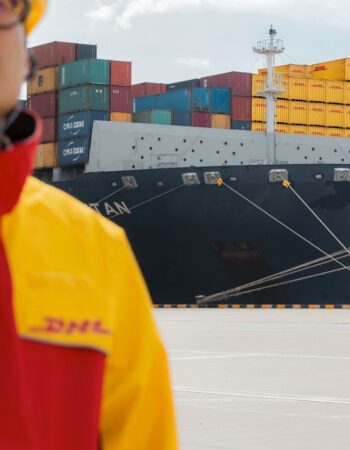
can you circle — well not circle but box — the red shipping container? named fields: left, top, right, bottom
left=192, top=112, right=211, bottom=128
left=41, top=117, right=57, bottom=143
left=30, top=42, right=76, bottom=70
left=131, top=82, right=166, bottom=98
left=110, top=61, right=132, bottom=86
left=231, top=96, right=252, bottom=121
left=200, top=71, right=252, bottom=97
left=110, top=86, right=132, bottom=112
left=27, top=91, right=58, bottom=119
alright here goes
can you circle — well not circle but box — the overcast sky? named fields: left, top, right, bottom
left=27, top=0, right=350, bottom=85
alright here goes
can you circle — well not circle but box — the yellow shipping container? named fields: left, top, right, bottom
left=288, top=78, right=308, bottom=100
left=35, top=143, right=57, bottom=169
left=289, top=101, right=308, bottom=124
left=308, top=102, right=326, bottom=126
left=290, top=125, right=308, bottom=135
left=28, top=67, right=59, bottom=96
left=276, top=124, right=289, bottom=134
left=308, top=126, right=326, bottom=136
left=252, top=98, right=266, bottom=122
left=276, top=99, right=289, bottom=123
left=311, top=58, right=350, bottom=81
left=344, top=82, right=350, bottom=105
left=252, top=74, right=288, bottom=99
left=259, top=64, right=310, bottom=78
left=307, top=79, right=326, bottom=103
left=251, top=122, right=266, bottom=132
left=343, top=129, right=350, bottom=138
left=211, top=114, right=230, bottom=129
left=326, top=104, right=344, bottom=127
left=110, top=112, right=132, bottom=122
left=326, top=128, right=344, bottom=138
left=325, top=80, right=344, bottom=104
left=344, top=106, right=350, bottom=128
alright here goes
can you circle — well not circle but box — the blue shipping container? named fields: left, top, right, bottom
left=156, top=89, right=191, bottom=112
left=133, top=95, right=158, bottom=113
left=191, top=88, right=210, bottom=112
left=211, top=88, right=231, bottom=114
left=232, top=120, right=251, bottom=130
left=76, top=44, right=97, bottom=60
left=58, top=137, right=90, bottom=166
left=59, top=111, right=108, bottom=140
left=172, top=112, right=191, bottom=126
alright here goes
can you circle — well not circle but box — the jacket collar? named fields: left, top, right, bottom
left=0, top=110, right=42, bottom=216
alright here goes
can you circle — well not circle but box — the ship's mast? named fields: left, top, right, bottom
left=253, top=26, right=285, bottom=163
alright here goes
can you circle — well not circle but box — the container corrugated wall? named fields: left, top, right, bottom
left=308, top=126, right=326, bottom=136
left=41, top=117, right=57, bottom=143
left=201, top=71, right=252, bottom=97
left=156, top=90, right=192, bottom=112
left=252, top=122, right=266, bottom=132
left=289, top=101, right=307, bottom=125
left=27, top=91, right=58, bottom=118
left=35, top=143, right=57, bottom=168
left=288, top=78, right=308, bottom=100
left=252, top=74, right=288, bottom=99
left=59, top=85, right=109, bottom=114
left=232, top=120, right=251, bottom=130
left=131, top=83, right=166, bottom=98
left=325, top=104, right=344, bottom=127
left=290, top=125, right=307, bottom=135
left=59, top=59, right=110, bottom=89
left=28, top=67, right=59, bottom=96
left=110, top=61, right=132, bottom=86
left=110, top=112, right=132, bottom=122
left=172, top=112, right=191, bottom=126
left=252, top=98, right=266, bottom=122
left=325, top=81, right=344, bottom=104
left=311, top=58, right=350, bottom=81
left=344, top=106, right=350, bottom=128
left=308, top=79, right=326, bottom=102
left=276, top=100, right=289, bottom=123
left=133, top=95, right=158, bottom=113
left=30, top=42, right=76, bottom=70
left=231, top=96, right=251, bottom=121
left=259, top=64, right=310, bottom=78
left=110, top=86, right=132, bottom=112
left=308, top=103, right=326, bottom=126
left=191, top=88, right=210, bottom=112
left=76, top=44, right=97, bottom=60
left=133, top=110, right=172, bottom=125
left=344, top=83, right=350, bottom=105
left=211, top=114, right=230, bottom=129
left=58, top=111, right=108, bottom=140
left=327, top=128, right=343, bottom=137
left=191, top=112, right=211, bottom=127
left=58, top=137, right=90, bottom=166
left=276, top=123, right=289, bottom=133
left=211, top=88, right=231, bottom=114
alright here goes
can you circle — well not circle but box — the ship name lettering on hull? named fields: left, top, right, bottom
left=88, top=201, right=131, bottom=216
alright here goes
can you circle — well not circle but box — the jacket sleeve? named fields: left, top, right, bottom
left=100, top=230, right=178, bottom=450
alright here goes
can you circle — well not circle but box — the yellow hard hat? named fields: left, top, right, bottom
left=25, top=0, right=47, bottom=34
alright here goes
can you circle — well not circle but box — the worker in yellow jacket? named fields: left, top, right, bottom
left=0, top=2, right=178, bottom=449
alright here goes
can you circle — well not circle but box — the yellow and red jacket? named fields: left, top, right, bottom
left=0, top=111, right=178, bottom=450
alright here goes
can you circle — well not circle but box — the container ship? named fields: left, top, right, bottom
left=27, top=29, right=350, bottom=305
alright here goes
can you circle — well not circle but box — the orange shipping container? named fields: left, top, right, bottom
left=308, top=126, right=326, bottom=136
left=276, top=99, right=289, bottom=123
left=308, top=102, right=326, bottom=126
left=289, top=101, right=308, bottom=124
left=290, top=125, right=308, bottom=135
left=326, top=128, right=344, bottom=137
left=307, top=79, right=326, bottom=103
left=252, top=98, right=266, bottom=122
left=325, top=81, right=344, bottom=104
left=326, top=104, right=344, bottom=127
left=311, top=58, right=350, bottom=81
left=35, top=143, right=57, bottom=169
left=251, top=122, right=266, bottom=132
left=110, top=112, right=132, bottom=122
left=288, top=78, right=308, bottom=100
left=259, top=64, right=310, bottom=78
left=211, top=114, right=231, bottom=129
left=27, top=67, right=58, bottom=96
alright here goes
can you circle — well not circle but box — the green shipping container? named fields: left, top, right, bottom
left=59, top=59, right=110, bottom=89
left=59, top=85, right=109, bottom=114
left=132, top=110, right=171, bottom=125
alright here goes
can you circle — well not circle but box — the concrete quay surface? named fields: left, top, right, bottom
left=155, top=309, right=350, bottom=450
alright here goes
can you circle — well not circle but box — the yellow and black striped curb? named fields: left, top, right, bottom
left=154, top=304, right=350, bottom=309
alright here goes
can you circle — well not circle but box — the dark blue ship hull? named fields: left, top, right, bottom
left=51, top=164, right=350, bottom=304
